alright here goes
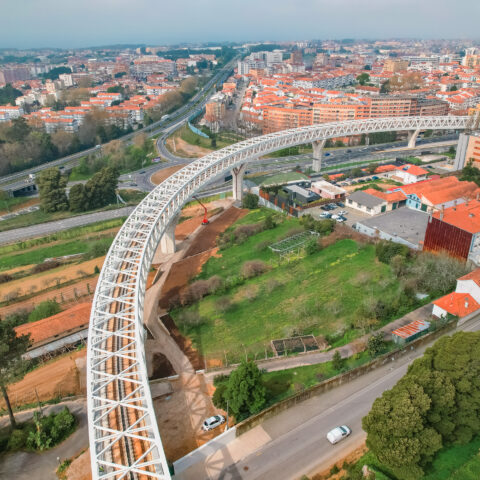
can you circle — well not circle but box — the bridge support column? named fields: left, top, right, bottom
left=232, top=163, right=246, bottom=201
left=407, top=129, right=421, bottom=149
left=312, top=139, right=327, bottom=173
left=160, top=216, right=178, bottom=254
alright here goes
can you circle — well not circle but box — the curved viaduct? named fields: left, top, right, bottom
left=87, top=115, right=469, bottom=479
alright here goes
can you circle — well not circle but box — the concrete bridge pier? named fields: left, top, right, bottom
left=407, top=129, right=421, bottom=149
left=160, top=216, right=178, bottom=254
left=232, top=163, right=247, bottom=201
left=312, top=139, right=327, bottom=173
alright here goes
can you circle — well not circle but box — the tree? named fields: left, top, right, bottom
left=68, top=183, right=87, bottom=212
left=363, top=379, right=443, bottom=479
left=37, top=167, right=68, bottom=213
left=51, top=130, right=74, bottom=156
left=367, top=332, right=386, bottom=357
left=0, top=319, right=31, bottom=429
left=263, top=214, right=276, bottom=230
left=28, top=300, right=61, bottom=322
left=356, top=73, right=370, bottom=85
left=332, top=350, right=343, bottom=371
left=83, top=166, right=119, bottom=210
left=223, top=360, right=266, bottom=420
left=242, top=193, right=259, bottom=209
left=0, top=84, right=23, bottom=106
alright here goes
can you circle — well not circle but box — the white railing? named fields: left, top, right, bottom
left=87, top=115, right=469, bottom=479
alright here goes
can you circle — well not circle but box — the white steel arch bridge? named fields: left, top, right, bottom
left=87, top=115, right=470, bottom=479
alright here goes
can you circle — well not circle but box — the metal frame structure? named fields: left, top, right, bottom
left=269, top=231, right=320, bottom=258
left=87, top=115, right=469, bottom=479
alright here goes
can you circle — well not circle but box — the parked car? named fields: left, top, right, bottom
left=338, top=210, right=347, bottom=215
left=321, top=206, right=330, bottom=211
left=331, top=214, right=340, bottom=220
left=346, top=149, right=352, bottom=153
left=327, top=425, right=351, bottom=444
left=320, top=212, right=332, bottom=219
left=328, top=203, right=337, bottom=208
left=337, top=215, right=347, bottom=222
left=372, top=176, right=379, bottom=180
left=336, top=202, right=345, bottom=207
left=324, top=152, right=331, bottom=156
left=202, top=415, right=226, bottom=431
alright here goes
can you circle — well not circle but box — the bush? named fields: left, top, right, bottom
left=241, top=260, right=269, bottom=279
left=94, top=265, right=100, bottom=274
left=242, top=193, right=259, bottom=209
left=28, top=299, right=61, bottom=322
left=215, top=296, right=232, bottom=314
left=263, top=214, right=276, bottom=230
left=207, top=275, right=223, bottom=294
left=7, top=429, right=28, bottom=451
left=367, top=332, right=386, bottom=357
left=0, top=273, right=13, bottom=284
left=32, top=260, right=61, bottom=274
left=181, top=280, right=210, bottom=305
left=177, top=310, right=205, bottom=327
left=375, top=240, right=409, bottom=264
left=332, top=350, right=343, bottom=371
left=83, top=240, right=111, bottom=260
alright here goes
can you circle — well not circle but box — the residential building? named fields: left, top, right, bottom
left=454, top=132, right=480, bottom=170
left=387, top=164, right=429, bottom=184
left=310, top=180, right=346, bottom=199
left=354, top=208, right=430, bottom=250
left=383, top=59, right=409, bottom=73
left=0, top=105, right=24, bottom=122
left=346, top=190, right=388, bottom=215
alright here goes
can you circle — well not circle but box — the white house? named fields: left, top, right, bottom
left=388, top=164, right=429, bottom=184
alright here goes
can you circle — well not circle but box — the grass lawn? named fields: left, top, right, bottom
left=262, top=350, right=372, bottom=405
left=0, top=196, right=36, bottom=214
left=248, top=171, right=308, bottom=186
left=172, top=210, right=401, bottom=363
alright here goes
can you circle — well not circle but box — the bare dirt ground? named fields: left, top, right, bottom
left=0, top=256, right=105, bottom=300
left=66, top=449, right=91, bottom=480
left=150, top=165, right=184, bottom=185
left=166, top=135, right=212, bottom=158
left=159, top=206, right=247, bottom=309
left=311, top=442, right=367, bottom=479
left=154, top=373, right=230, bottom=462
left=0, top=278, right=97, bottom=318
left=0, top=349, right=86, bottom=410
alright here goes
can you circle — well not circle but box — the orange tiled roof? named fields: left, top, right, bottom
left=15, top=303, right=91, bottom=347
left=458, top=268, right=480, bottom=286
left=394, top=164, right=429, bottom=177
left=432, top=199, right=480, bottom=233
left=363, top=188, right=407, bottom=203
left=433, top=292, right=480, bottom=317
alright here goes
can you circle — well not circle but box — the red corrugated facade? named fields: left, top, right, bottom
left=423, top=216, right=472, bottom=261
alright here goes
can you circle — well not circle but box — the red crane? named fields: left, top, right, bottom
left=193, top=196, right=209, bottom=225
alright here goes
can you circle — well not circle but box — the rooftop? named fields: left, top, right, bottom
left=15, top=303, right=91, bottom=348
left=348, top=190, right=386, bottom=208
left=392, top=319, right=431, bottom=339
left=357, top=208, right=430, bottom=248
left=432, top=199, right=480, bottom=234
left=433, top=292, right=480, bottom=317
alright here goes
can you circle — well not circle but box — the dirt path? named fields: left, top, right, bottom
left=166, top=135, right=212, bottom=158
left=150, top=165, right=184, bottom=185
left=1, top=350, right=86, bottom=409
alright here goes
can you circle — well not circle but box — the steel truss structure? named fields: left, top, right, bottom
left=87, top=115, right=469, bottom=479
left=269, top=231, right=320, bottom=256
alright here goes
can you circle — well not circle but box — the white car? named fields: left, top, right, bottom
left=202, top=415, right=226, bottom=431
left=338, top=210, right=347, bottom=215
left=327, top=425, right=351, bottom=444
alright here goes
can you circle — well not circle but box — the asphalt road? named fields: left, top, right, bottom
left=0, top=205, right=135, bottom=245
left=180, top=315, right=480, bottom=480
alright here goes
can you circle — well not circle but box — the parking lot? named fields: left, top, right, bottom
left=306, top=203, right=370, bottom=227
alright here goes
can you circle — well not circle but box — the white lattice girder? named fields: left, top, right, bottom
left=87, top=116, right=470, bottom=479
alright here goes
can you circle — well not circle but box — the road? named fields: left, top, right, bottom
left=0, top=58, right=238, bottom=191
left=0, top=205, right=134, bottom=245
left=177, top=315, right=480, bottom=480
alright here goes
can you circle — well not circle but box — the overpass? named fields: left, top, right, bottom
left=86, top=115, right=470, bottom=480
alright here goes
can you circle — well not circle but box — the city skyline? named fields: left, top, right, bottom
left=1, top=0, right=480, bottom=49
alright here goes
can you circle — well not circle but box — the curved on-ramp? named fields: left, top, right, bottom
left=87, top=115, right=469, bottom=479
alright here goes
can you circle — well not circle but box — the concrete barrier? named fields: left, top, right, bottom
left=173, top=426, right=237, bottom=474
left=235, top=320, right=458, bottom=437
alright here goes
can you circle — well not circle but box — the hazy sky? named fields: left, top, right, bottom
left=1, top=0, right=479, bottom=49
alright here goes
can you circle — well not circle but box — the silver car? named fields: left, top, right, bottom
left=202, top=415, right=226, bottom=431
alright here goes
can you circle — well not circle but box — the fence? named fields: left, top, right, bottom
left=234, top=319, right=459, bottom=437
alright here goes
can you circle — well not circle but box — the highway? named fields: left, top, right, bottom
left=0, top=57, right=238, bottom=190
left=180, top=315, right=480, bottom=480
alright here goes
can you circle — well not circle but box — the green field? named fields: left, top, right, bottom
left=248, top=171, right=308, bottom=186
left=174, top=125, right=244, bottom=152
left=0, top=196, right=35, bottom=214
left=172, top=209, right=402, bottom=363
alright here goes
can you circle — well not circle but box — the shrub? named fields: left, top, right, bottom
left=177, top=310, right=205, bottom=327
left=367, top=332, right=386, bottom=357
left=94, top=265, right=100, bottom=274
left=28, top=299, right=61, bottom=322
left=332, top=350, right=343, bottom=371
left=83, top=240, right=110, bottom=260
left=207, top=275, right=223, bottom=294
left=0, top=273, right=13, bottom=284
left=233, top=223, right=263, bottom=243
left=241, top=260, right=268, bottom=279
left=305, top=238, right=320, bottom=255
left=215, top=296, right=232, bottom=314
left=263, top=214, right=276, bottom=230
left=7, top=429, right=28, bottom=451
left=181, top=280, right=210, bottom=305
left=375, top=240, right=409, bottom=264
left=242, top=193, right=259, bottom=209
left=212, top=382, right=228, bottom=410
left=32, top=260, right=61, bottom=274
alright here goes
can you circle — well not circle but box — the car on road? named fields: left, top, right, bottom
left=327, top=425, right=351, bottom=444
left=202, top=415, right=226, bottom=431
left=129, top=183, right=137, bottom=187
left=139, top=170, right=146, bottom=174
left=324, top=152, right=331, bottom=156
